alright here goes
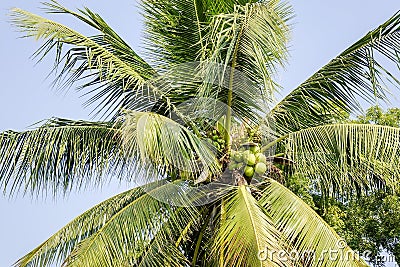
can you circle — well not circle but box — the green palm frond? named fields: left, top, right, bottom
left=141, top=0, right=205, bottom=67
left=260, top=179, right=368, bottom=267
left=121, top=111, right=221, bottom=182
left=211, top=186, right=285, bottom=267
left=202, top=1, right=291, bottom=91
left=14, top=186, right=144, bottom=267
left=272, top=11, right=400, bottom=134
left=283, top=123, right=400, bottom=196
left=235, top=1, right=292, bottom=97
left=140, top=0, right=291, bottom=123
left=135, top=207, right=204, bottom=267
left=0, top=118, right=124, bottom=196
left=61, top=181, right=199, bottom=267
left=184, top=207, right=215, bottom=266
left=194, top=1, right=291, bottom=126
left=141, top=0, right=261, bottom=67
left=11, top=5, right=154, bottom=118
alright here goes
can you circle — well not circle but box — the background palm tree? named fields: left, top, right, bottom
left=1, top=0, right=400, bottom=266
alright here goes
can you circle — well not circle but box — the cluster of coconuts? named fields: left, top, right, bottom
left=229, top=144, right=268, bottom=179
left=206, top=129, right=225, bottom=152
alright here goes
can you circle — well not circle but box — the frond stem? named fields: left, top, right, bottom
left=260, top=133, right=289, bottom=153
left=224, top=21, right=245, bottom=154
left=192, top=209, right=212, bottom=266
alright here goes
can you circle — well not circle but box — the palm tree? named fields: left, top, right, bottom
left=2, top=0, right=400, bottom=266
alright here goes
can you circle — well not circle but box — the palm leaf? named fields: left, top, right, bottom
left=283, top=123, right=400, bottom=196
left=62, top=180, right=199, bottom=267
left=141, top=0, right=205, bottom=67
left=196, top=1, right=292, bottom=126
left=141, top=0, right=261, bottom=68
left=121, top=111, right=221, bottom=182
left=135, top=207, right=208, bottom=267
left=211, top=185, right=286, bottom=267
left=14, top=186, right=145, bottom=267
left=260, top=179, right=368, bottom=267
left=271, top=11, right=400, bottom=134
left=0, top=118, right=125, bottom=196
left=11, top=5, right=154, bottom=118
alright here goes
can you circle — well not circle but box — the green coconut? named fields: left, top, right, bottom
left=254, top=162, right=267, bottom=175
left=236, top=163, right=244, bottom=170
left=250, top=145, right=260, bottom=153
left=244, top=166, right=254, bottom=177
left=245, top=154, right=256, bottom=166
left=228, top=162, right=237, bottom=171
left=242, top=150, right=251, bottom=162
left=234, top=152, right=243, bottom=162
left=255, top=153, right=267, bottom=164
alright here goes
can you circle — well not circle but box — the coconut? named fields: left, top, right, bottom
left=254, top=162, right=267, bottom=175
left=214, top=142, right=220, bottom=150
left=233, top=152, right=242, bottom=162
left=242, top=150, right=251, bottom=162
left=228, top=162, right=237, bottom=171
left=250, top=145, right=260, bottom=153
left=245, top=154, right=256, bottom=166
left=234, top=152, right=243, bottom=162
left=236, top=163, right=244, bottom=170
left=255, top=153, right=267, bottom=164
left=244, top=166, right=254, bottom=177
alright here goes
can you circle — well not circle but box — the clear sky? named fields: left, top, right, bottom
left=0, top=1, right=399, bottom=266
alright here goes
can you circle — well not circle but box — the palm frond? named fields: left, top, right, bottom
left=62, top=181, right=200, bottom=267
left=141, top=0, right=261, bottom=67
left=0, top=118, right=125, bottom=196
left=211, top=186, right=285, bottom=267
left=195, top=1, right=291, bottom=126
left=284, top=123, right=400, bottom=196
left=271, top=11, right=400, bottom=134
left=235, top=1, right=292, bottom=98
left=121, top=111, right=221, bottom=182
left=14, top=186, right=144, bottom=267
left=260, top=179, right=368, bottom=267
left=135, top=206, right=203, bottom=267
left=11, top=5, right=154, bottom=118
left=141, top=0, right=205, bottom=67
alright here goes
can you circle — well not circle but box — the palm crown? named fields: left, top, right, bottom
left=2, top=0, right=400, bottom=266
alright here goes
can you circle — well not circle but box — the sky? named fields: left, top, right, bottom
left=0, top=1, right=399, bottom=266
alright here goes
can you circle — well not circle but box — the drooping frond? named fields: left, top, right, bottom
left=60, top=181, right=200, bottom=267
left=135, top=206, right=206, bottom=267
left=0, top=118, right=125, bottom=196
left=121, top=111, right=221, bottom=182
left=260, top=179, right=368, bottom=267
left=11, top=5, right=154, bottom=118
left=211, top=186, right=286, bottom=267
left=283, top=123, right=400, bottom=196
left=14, top=180, right=207, bottom=267
left=271, top=11, right=400, bottom=134
left=14, top=186, right=145, bottom=267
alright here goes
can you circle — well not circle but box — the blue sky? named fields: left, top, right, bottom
left=0, top=1, right=399, bottom=266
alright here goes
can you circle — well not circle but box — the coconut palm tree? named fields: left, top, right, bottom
left=2, top=0, right=400, bottom=266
